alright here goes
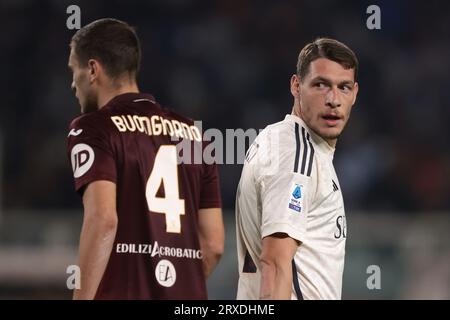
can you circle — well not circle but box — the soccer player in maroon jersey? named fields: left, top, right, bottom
left=67, top=18, right=224, bottom=299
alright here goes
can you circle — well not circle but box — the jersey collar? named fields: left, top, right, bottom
left=105, top=92, right=157, bottom=107
left=284, top=114, right=336, bottom=156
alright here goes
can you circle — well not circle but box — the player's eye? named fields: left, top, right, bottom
left=340, top=85, right=352, bottom=92
left=314, top=82, right=327, bottom=88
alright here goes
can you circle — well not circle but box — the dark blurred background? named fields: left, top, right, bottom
left=0, top=0, right=449, bottom=299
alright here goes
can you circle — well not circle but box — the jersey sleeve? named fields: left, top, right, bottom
left=256, top=126, right=316, bottom=244
left=66, top=115, right=117, bottom=195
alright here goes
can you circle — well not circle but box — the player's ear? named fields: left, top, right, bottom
left=290, top=74, right=301, bottom=99
left=87, top=59, right=99, bottom=83
left=352, top=82, right=359, bottom=105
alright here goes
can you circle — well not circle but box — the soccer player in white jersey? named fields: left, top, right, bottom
left=235, top=38, right=359, bottom=300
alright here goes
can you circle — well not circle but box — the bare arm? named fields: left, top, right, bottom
left=198, top=208, right=224, bottom=278
left=73, top=181, right=118, bottom=300
left=260, top=233, right=299, bottom=300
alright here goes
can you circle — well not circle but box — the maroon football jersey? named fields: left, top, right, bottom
left=67, top=92, right=222, bottom=299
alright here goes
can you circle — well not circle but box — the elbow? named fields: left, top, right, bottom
left=210, top=241, right=225, bottom=260
left=259, top=254, right=292, bottom=300
left=260, top=253, right=289, bottom=276
left=203, top=239, right=224, bottom=260
left=215, top=242, right=225, bottom=259
left=260, top=255, right=276, bottom=274
left=84, top=210, right=118, bottom=232
left=103, top=214, right=118, bottom=232
left=99, top=213, right=118, bottom=232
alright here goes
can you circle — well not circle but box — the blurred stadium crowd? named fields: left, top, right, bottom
left=1, top=0, right=450, bottom=213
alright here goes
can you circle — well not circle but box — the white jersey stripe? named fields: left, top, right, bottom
left=300, top=126, right=309, bottom=175
left=306, top=132, right=315, bottom=176
left=294, top=122, right=301, bottom=173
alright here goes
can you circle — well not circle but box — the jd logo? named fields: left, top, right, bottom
left=71, top=143, right=94, bottom=178
left=155, top=259, right=176, bottom=288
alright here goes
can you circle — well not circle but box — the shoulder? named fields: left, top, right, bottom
left=66, top=111, right=115, bottom=159
left=249, top=119, right=299, bottom=175
left=255, top=119, right=296, bottom=149
left=68, top=110, right=114, bottom=137
left=164, top=108, right=196, bottom=126
left=147, top=99, right=196, bottom=127
left=262, top=119, right=300, bottom=159
left=66, top=111, right=116, bottom=156
left=255, top=118, right=318, bottom=178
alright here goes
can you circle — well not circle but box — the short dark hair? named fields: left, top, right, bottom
left=71, top=18, right=141, bottom=79
left=296, top=37, right=358, bottom=82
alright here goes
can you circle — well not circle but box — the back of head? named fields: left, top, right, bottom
left=71, top=18, right=141, bottom=80
left=297, top=37, right=358, bottom=82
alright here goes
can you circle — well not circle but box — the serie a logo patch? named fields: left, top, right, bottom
left=288, top=184, right=303, bottom=213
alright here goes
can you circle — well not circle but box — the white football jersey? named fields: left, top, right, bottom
left=236, top=114, right=347, bottom=300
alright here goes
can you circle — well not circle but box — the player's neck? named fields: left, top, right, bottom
left=97, top=81, right=139, bottom=109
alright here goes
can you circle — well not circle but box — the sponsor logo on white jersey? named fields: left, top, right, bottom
left=288, top=183, right=303, bottom=213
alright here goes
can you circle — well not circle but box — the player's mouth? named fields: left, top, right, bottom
left=321, top=114, right=342, bottom=126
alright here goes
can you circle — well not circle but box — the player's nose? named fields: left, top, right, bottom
left=325, top=87, right=341, bottom=108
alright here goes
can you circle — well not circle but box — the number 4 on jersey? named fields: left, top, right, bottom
left=145, top=146, right=185, bottom=233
